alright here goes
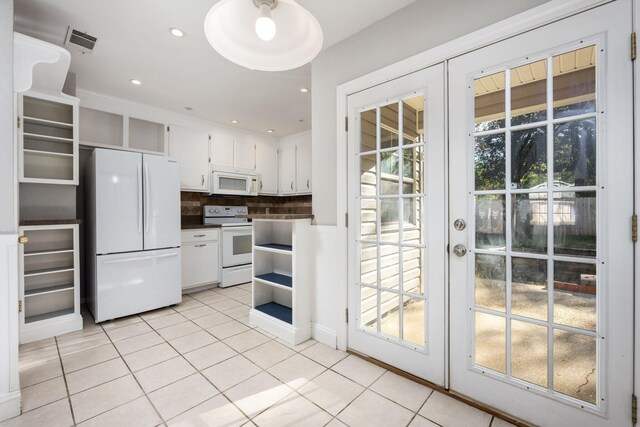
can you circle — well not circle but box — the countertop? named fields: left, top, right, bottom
left=241, top=214, right=314, bottom=220
left=19, top=219, right=82, bottom=226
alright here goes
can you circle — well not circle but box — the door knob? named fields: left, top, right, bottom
left=453, top=219, right=466, bottom=231
left=453, top=244, right=467, bottom=257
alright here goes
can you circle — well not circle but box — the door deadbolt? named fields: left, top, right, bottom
left=453, top=219, right=466, bottom=231
left=453, top=244, right=467, bottom=257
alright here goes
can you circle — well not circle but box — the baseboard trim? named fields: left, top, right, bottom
left=311, top=323, right=337, bottom=348
left=0, top=390, right=21, bottom=422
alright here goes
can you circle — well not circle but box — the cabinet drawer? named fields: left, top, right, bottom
left=181, top=229, right=220, bottom=243
left=181, top=241, right=220, bottom=289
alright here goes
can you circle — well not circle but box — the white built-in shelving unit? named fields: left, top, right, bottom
left=250, top=219, right=311, bottom=345
left=18, top=224, right=82, bottom=344
left=18, top=92, right=79, bottom=185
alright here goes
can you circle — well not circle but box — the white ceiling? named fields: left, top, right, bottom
left=14, top=0, right=415, bottom=137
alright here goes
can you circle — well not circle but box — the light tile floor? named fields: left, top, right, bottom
left=3, top=284, right=516, bottom=427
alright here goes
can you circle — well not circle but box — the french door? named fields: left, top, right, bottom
left=448, top=1, right=633, bottom=426
left=346, top=64, right=446, bottom=384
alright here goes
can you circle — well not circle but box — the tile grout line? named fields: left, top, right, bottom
left=53, top=335, right=78, bottom=427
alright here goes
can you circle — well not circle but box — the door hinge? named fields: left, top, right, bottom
left=632, top=394, right=637, bottom=424
left=16, top=117, right=21, bottom=129
left=632, top=32, right=637, bottom=61
left=345, top=308, right=349, bottom=323
left=18, top=300, right=22, bottom=313
left=345, top=213, right=348, bottom=227
left=345, top=116, right=348, bottom=132
left=633, top=215, right=638, bottom=242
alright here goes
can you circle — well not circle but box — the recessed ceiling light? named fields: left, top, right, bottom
left=184, top=106, right=193, bottom=111
left=300, top=88, right=309, bottom=93
left=130, top=79, right=142, bottom=85
left=231, top=120, right=238, bottom=124
left=169, top=27, right=185, bottom=37
left=267, top=129, right=275, bottom=134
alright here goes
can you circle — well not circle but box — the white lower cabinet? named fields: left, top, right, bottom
left=18, top=224, right=82, bottom=344
left=181, top=229, right=220, bottom=290
left=250, top=218, right=311, bottom=345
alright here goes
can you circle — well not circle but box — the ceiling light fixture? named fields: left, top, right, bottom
left=184, top=106, right=193, bottom=111
left=300, top=87, right=309, bottom=93
left=231, top=120, right=239, bottom=124
left=204, top=0, right=323, bottom=72
left=267, top=129, right=275, bottom=133
left=130, top=79, right=142, bottom=85
left=169, top=27, right=185, bottom=37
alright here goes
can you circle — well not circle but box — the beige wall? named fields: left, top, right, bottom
left=311, top=0, right=550, bottom=225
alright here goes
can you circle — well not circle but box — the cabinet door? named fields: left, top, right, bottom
left=168, top=126, right=209, bottom=192
left=256, top=141, right=278, bottom=194
left=234, top=138, right=256, bottom=171
left=181, top=241, right=220, bottom=289
left=295, top=143, right=312, bottom=194
left=211, top=133, right=235, bottom=168
left=279, top=145, right=297, bottom=194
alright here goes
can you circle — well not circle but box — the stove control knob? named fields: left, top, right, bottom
left=214, top=209, right=220, bottom=213
left=208, top=208, right=214, bottom=214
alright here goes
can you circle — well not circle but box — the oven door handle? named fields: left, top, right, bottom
left=223, top=226, right=253, bottom=233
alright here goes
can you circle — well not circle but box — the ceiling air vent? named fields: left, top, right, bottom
left=64, top=27, right=97, bottom=54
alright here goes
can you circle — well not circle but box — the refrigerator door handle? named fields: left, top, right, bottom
left=144, top=163, right=150, bottom=233
left=137, top=162, right=142, bottom=234
left=102, top=252, right=179, bottom=265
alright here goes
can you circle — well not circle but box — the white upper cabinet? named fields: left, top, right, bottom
left=234, top=136, right=256, bottom=171
left=256, top=140, right=278, bottom=195
left=168, top=126, right=210, bottom=192
left=279, top=143, right=297, bottom=195
left=296, top=142, right=312, bottom=194
left=211, top=132, right=235, bottom=168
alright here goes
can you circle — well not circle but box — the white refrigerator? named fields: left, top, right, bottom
left=86, top=149, right=181, bottom=322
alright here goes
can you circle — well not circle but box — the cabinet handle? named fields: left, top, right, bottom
left=201, top=175, right=205, bottom=185
left=307, top=179, right=310, bottom=189
left=260, top=181, right=263, bottom=190
left=194, top=234, right=206, bottom=238
left=290, top=181, right=293, bottom=190
left=195, top=244, right=207, bottom=248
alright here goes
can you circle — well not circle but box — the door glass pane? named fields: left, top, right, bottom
left=402, top=296, right=425, bottom=346
left=475, top=254, right=506, bottom=312
left=554, top=330, right=596, bottom=404
left=553, top=46, right=596, bottom=119
left=403, top=246, right=423, bottom=295
left=360, top=198, right=377, bottom=241
left=475, top=133, right=506, bottom=191
left=360, top=243, right=377, bottom=287
left=511, top=320, right=548, bottom=387
left=553, top=118, right=596, bottom=188
left=380, top=244, right=400, bottom=290
left=554, top=261, right=596, bottom=331
left=475, top=312, right=506, bottom=373
left=402, top=197, right=423, bottom=245
left=360, top=153, right=377, bottom=196
left=402, top=146, right=424, bottom=193
left=402, top=96, right=424, bottom=145
left=474, top=71, right=506, bottom=131
left=512, top=193, right=548, bottom=254
left=511, top=59, right=547, bottom=126
left=360, top=285, right=377, bottom=331
left=380, top=291, right=400, bottom=338
left=553, top=191, right=596, bottom=258
left=476, top=195, right=505, bottom=250
left=360, top=109, right=377, bottom=152
left=380, top=198, right=400, bottom=243
left=380, top=150, right=400, bottom=195
left=380, top=103, right=400, bottom=149
left=511, top=127, right=547, bottom=189
left=512, top=257, right=547, bottom=321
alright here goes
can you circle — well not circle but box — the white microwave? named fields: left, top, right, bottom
left=210, top=170, right=258, bottom=196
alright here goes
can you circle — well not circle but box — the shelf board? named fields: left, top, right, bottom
left=23, top=132, right=74, bottom=144
left=25, top=308, right=75, bottom=324
left=255, top=243, right=293, bottom=254
left=23, top=116, right=73, bottom=129
left=24, top=248, right=74, bottom=257
left=25, top=283, right=74, bottom=297
left=23, top=149, right=74, bottom=158
left=254, top=302, right=292, bottom=325
left=24, top=265, right=74, bottom=277
left=255, top=273, right=292, bottom=290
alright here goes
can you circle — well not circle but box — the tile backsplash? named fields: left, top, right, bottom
left=181, top=192, right=312, bottom=223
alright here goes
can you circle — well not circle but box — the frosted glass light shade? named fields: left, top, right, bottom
left=204, top=0, right=323, bottom=72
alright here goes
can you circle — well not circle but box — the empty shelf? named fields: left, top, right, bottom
left=23, top=116, right=73, bottom=129
left=23, top=149, right=73, bottom=158
left=24, top=248, right=74, bottom=256
left=23, top=133, right=73, bottom=143
left=25, top=283, right=74, bottom=297
left=255, top=243, right=292, bottom=253
left=255, top=302, right=292, bottom=324
left=25, top=308, right=74, bottom=324
left=255, top=273, right=292, bottom=289
left=24, top=265, right=74, bottom=277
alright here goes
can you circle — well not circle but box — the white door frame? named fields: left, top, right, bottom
left=335, top=0, right=630, bottom=393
